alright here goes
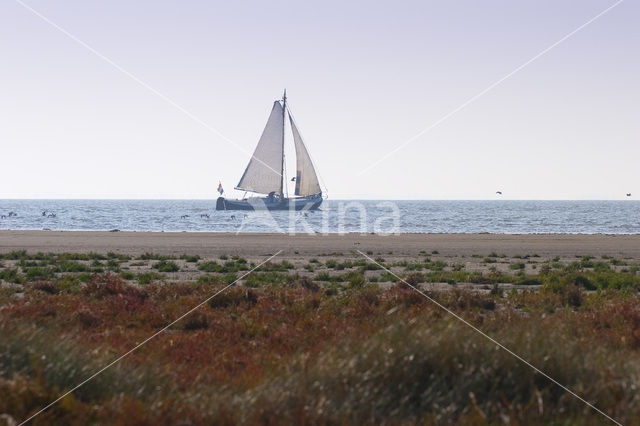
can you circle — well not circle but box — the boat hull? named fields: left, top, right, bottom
left=216, top=196, right=322, bottom=211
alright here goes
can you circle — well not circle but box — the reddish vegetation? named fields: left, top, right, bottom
left=1, top=273, right=640, bottom=425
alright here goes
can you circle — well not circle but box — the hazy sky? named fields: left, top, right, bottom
left=1, top=0, right=638, bottom=199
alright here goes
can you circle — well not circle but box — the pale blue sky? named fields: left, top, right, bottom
left=0, top=0, right=637, bottom=199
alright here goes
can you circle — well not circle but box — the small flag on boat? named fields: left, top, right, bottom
left=217, top=182, right=224, bottom=195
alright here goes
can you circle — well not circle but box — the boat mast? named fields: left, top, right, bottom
left=281, top=89, right=287, bottom=198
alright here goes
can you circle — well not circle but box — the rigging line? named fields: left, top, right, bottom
left=14, top=0, right=284, bottom=181
left=285, top=101, right=328, bottom=196
left=282, top=97, right=289, bottom=198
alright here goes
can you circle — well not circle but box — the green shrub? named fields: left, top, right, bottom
left=0, top=268, right=24, bottom=284
left=593, top=262, right=612, bottom=273
left=106, top=259, right=120, bottom=272
left=574, top=274, right=595, bottom=290
left=509, top=262, right=526, bottom=270
left=343, top=271, right=365, bottom=287
left=107, top=252, right=131, bottom=261
left=197, top=274, right=224, bottom=285
left=379, top=272, right=397, bottom=282
left=198, top=261, right=220, bottom=272
left=579, top=257, right=594, bottom=268
left=139, top=253, right=173, bottom=261
left=137, top=272, right=165, bottom=285
left=180, top=254, right=200, bottom=263
left=55, top=260, right=89, bottom=273
left=56, top=276, right=83, bottom=293
left=120, top=271, right=136, bottom=280
left=403, top=262, right=425, bottom=271
left=427, top=261, right=447, bottom=271
left=222, top=273, right=238, bottom=284
left=451, top=263, right=465, bottom=271
left=361, top=262, right=382, bottom=271
left=258, top=261, right=293, bottom=272
left=77, top=272, right=92, bottom=282
left=24, top=267, right=53, bottom=281
left=245, top=272, right=288, bottom=287
left=153, top=260, right=180, bottom=273
left=1, top=250, right=28, bottom=260
left=224, top=260, right=249, bottom=272
left=315, top=272, right=332, bottom=281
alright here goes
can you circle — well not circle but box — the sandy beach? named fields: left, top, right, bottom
left=1, top=230, right=639, bottom=258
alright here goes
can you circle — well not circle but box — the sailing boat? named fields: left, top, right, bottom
left=216, top=91, right=324, bottom=211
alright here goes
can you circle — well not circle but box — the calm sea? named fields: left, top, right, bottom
left=0, top=200, right=638, bottom=234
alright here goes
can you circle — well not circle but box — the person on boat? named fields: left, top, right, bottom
left=267, top=191, right=276, bottom=203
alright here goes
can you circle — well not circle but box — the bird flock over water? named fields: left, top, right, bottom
left=0, top=195, right=635, bottom=222
left=0, top=211, right=257, bottom=221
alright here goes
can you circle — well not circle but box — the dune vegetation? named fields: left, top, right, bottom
left=1, top=251, right=640, bottom=425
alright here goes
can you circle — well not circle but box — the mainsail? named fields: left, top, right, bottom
left=289, top=113, right=322, bottom=196
left=235, top=101, right=284, bottom=194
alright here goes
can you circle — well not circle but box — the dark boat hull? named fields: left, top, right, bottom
left=216, top=195, right=322, bottom=211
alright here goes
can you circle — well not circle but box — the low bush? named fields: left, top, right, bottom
left=153, top=260, right=180, bottom=273
left=245, top=272, right=288, bottom=287
left=180, top=254, right=200, bottom=263
left=137, top=272, right=165, bottom=285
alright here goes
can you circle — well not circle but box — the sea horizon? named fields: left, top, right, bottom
left=2, top=199, right=638, bottom=234
left=1, top=198, right=637, bottom=201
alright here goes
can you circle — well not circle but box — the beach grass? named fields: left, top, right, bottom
left=1, top=252, right=640, bottom=424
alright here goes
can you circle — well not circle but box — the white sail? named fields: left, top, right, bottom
left=235, top=101, right=284, bottom=194
left=289, top=113, right=322, bottom=196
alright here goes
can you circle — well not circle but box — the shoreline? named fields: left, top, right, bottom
left=2, top=230, right=640, bottom=257
left=3, top=229, right=640, bottom=236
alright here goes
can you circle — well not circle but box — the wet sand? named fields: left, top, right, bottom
left=1, top=230, right=639, bottom=258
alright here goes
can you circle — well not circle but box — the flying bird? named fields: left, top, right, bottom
left=627, top=193, right=632, bottom=197
left=496, top=191, right=502, bottom=195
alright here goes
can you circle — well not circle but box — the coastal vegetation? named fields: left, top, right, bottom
left=1, top=251, right=640, bottom=424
